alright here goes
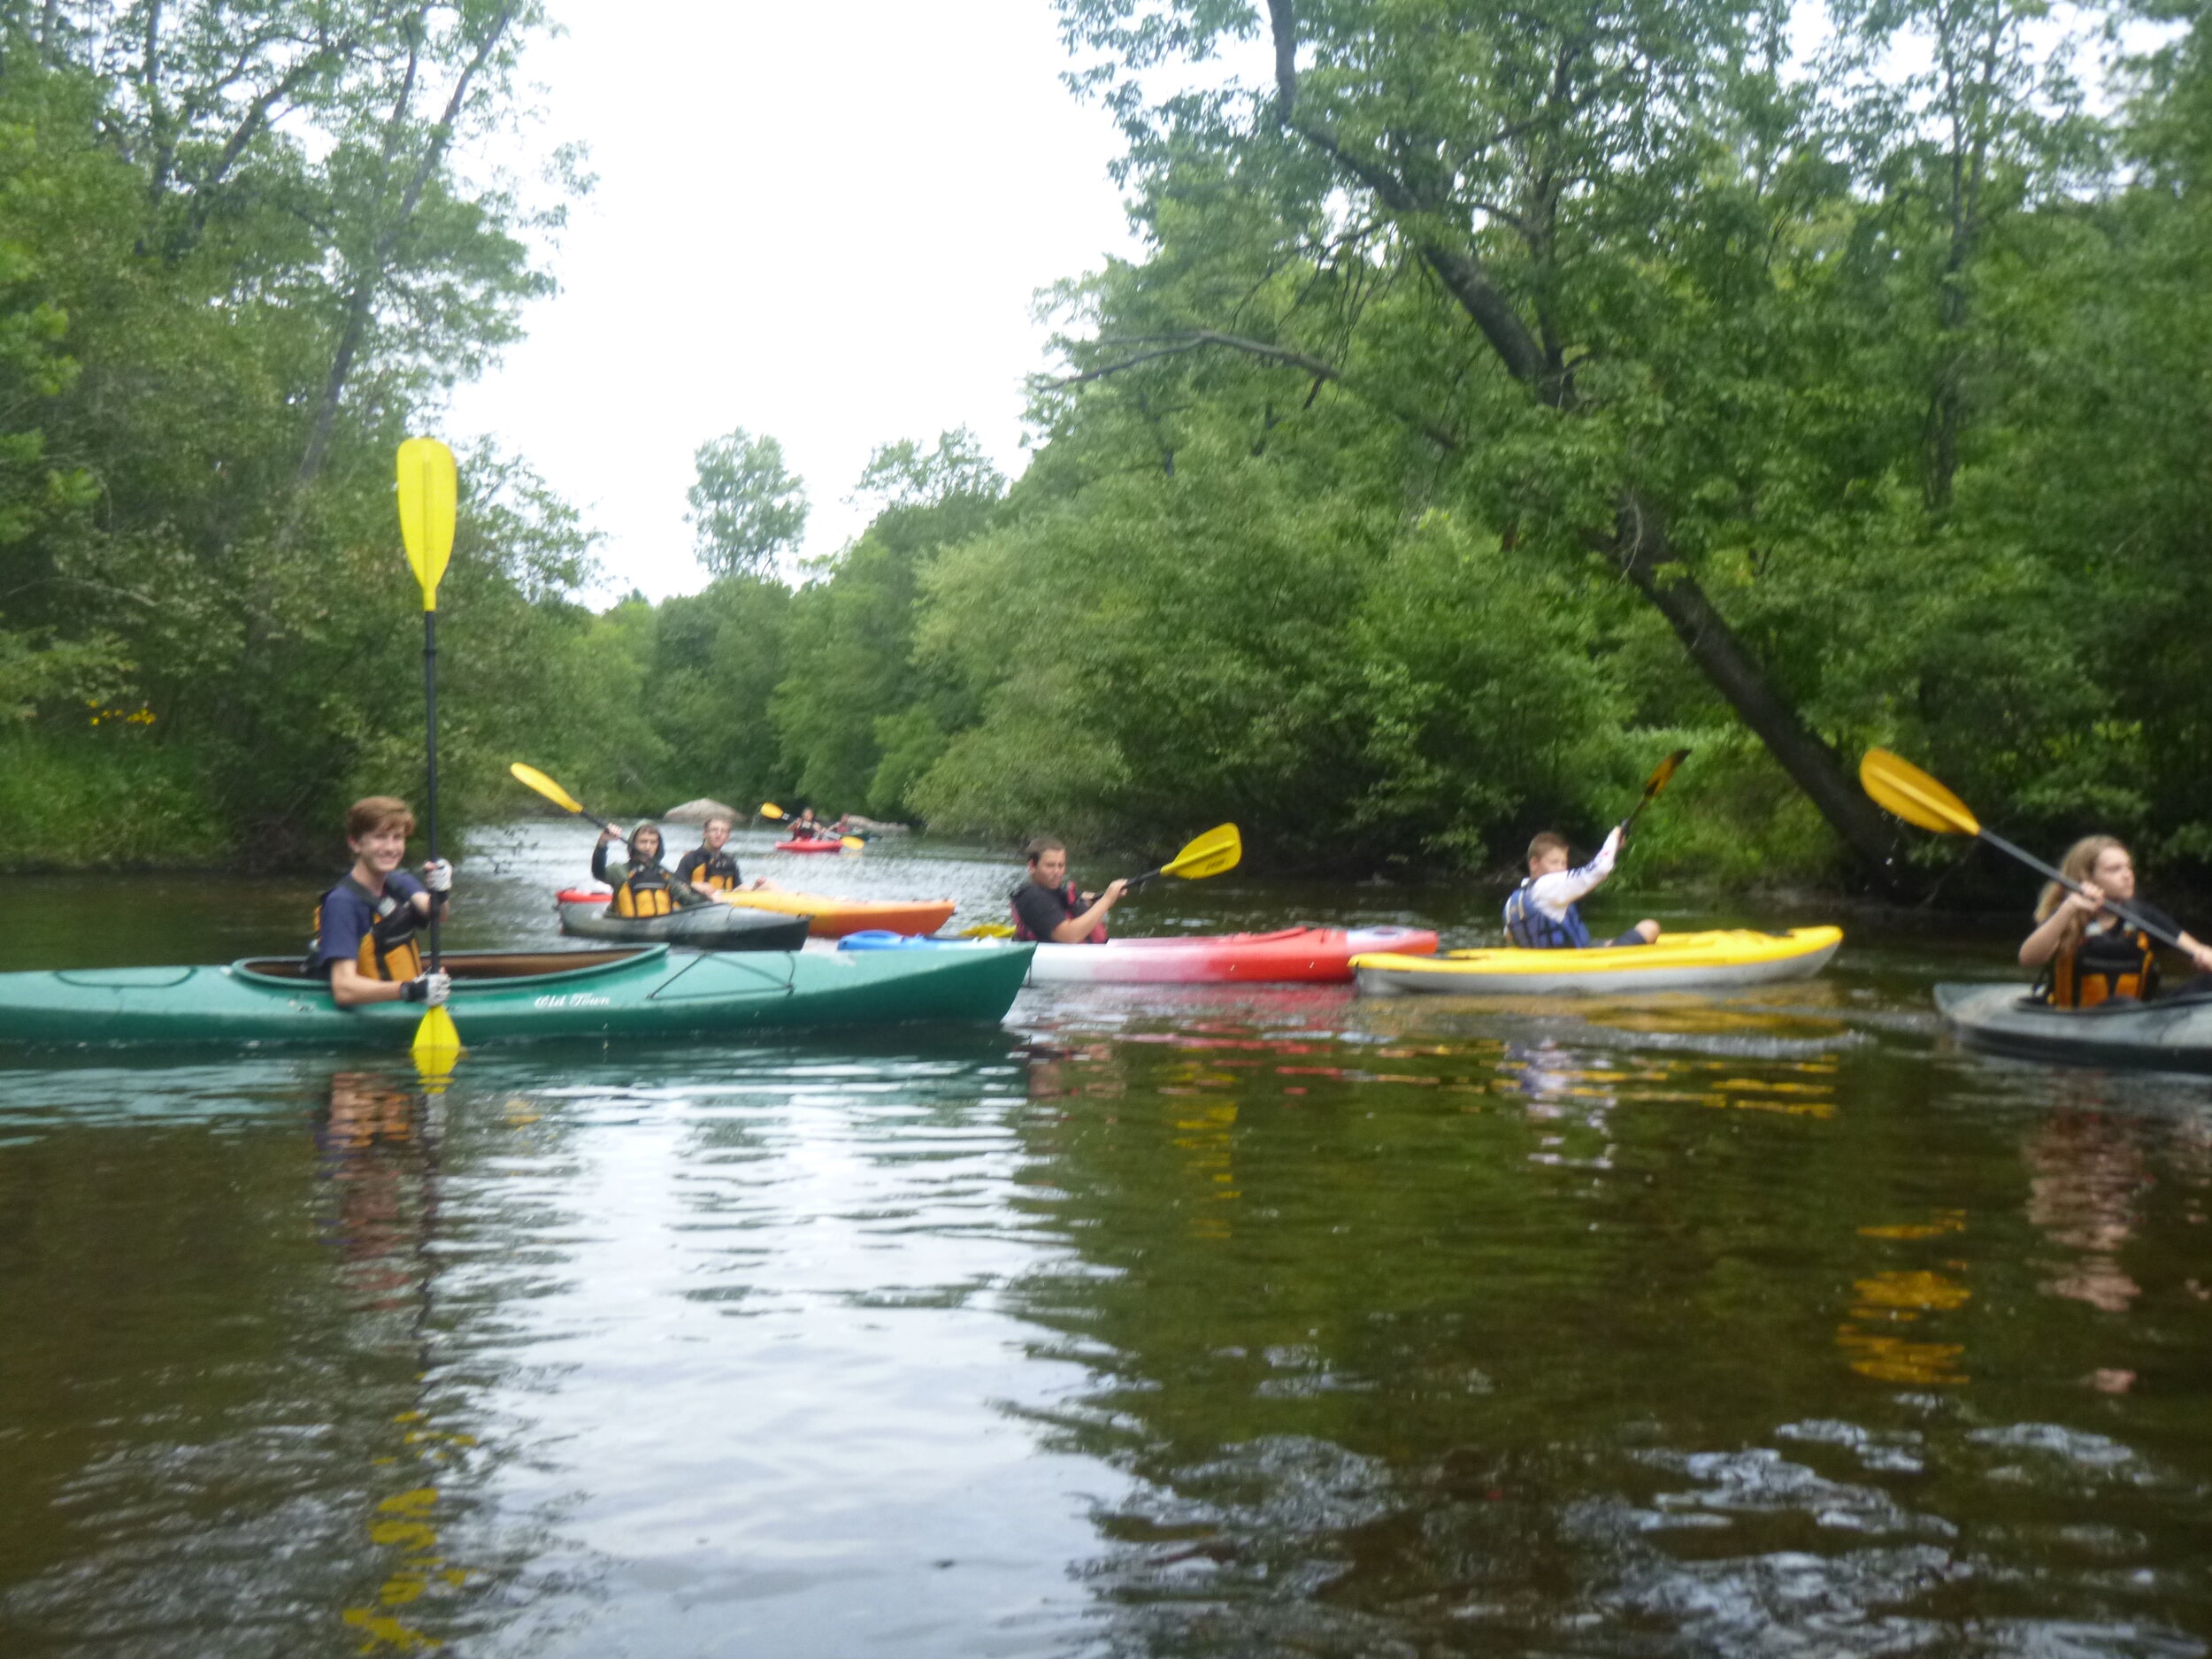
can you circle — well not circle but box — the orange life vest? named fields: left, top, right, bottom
left=311, top=875, right=424, bottom=981
left=613, top=864, right=675, bottom=918
left=2043, top=924, right=2159, bottom=1009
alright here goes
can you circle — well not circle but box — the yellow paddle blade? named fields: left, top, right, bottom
left=759, top=803, right=786, bottom=819
left=840, top=835, right=865, bottom=850
left=1645, top=748, right=1690, bottom=797
left=410, top=1003, right=461, bottom=1076
left=957, top=922, right=1015, bottom=939
left=1161, top=823, right=1241, bottom=880
left=510, top=761, right=586, bottom=817
left=396, top=437, right=457, bottom=611
left=1860, top=748, right=1980, bottom=836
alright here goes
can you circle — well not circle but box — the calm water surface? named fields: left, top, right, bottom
left=2, top=826, right=2208, bottom=1656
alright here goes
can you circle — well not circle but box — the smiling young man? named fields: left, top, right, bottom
left=311, top=795, right=452, bottom=1008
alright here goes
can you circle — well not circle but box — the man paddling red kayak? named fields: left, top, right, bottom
left=1010, top=837, right=1125, bottom=944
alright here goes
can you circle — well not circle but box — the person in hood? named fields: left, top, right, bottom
left=591, top=822, right=716, bottom=917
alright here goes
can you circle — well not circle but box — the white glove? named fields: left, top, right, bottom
left=422, top=857, right=453, bottom=894
left=403, top=971, right=452, bottom=1006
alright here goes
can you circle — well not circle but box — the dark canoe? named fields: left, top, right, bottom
left=0, top=944, right=1035, bottom=1049
left=557, top=901, right=810, bottom=950
left=1935, top=981, right=2212, bottom=1072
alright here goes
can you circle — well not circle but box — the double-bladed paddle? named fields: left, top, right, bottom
left=511, top=762, right=623, bottom=834
left=1124, top=824, right=1242, bottom=892
left=1859, top=748, right=2189, bottom=951
left=397, top=438, right=460, bottom=1072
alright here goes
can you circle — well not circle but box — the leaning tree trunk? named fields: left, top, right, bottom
left=1609, top=502, right=1901, bottom=867
left=1261, top=0, right=1901, bottom=879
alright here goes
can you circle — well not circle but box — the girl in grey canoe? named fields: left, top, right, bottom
left=2018, top=835, right=2212, bottom=1007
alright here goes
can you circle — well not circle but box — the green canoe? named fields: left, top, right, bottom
left=0, top=944, right=1034, bottom=1049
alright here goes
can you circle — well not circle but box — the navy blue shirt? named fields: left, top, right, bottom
left=314, top=870, right=427, bottom=976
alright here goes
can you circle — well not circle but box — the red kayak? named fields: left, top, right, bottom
left=1025, top=926, right=1440, bottom=985
left=775, top=838, right=845, bottom=854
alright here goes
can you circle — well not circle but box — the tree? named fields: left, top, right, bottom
left=687, top=427, right=808, bottom=578
left=852, top=426, right=1005, bottom=511
left=1051, top=0, right=1908, bottom=877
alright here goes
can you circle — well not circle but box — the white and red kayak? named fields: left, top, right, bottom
left=841, top=925, right=1440, bottom=986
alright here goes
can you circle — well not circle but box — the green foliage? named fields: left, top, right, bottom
left=0, top=730, right=228, bottom=867
left=686, top=428, right=809, bottom=580
left=0, top=4, right=586, bottom=870
left=12, top=0, right=2212, bottom=899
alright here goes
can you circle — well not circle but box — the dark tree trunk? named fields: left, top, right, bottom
left=1608, top=503, right=1901, bottom=868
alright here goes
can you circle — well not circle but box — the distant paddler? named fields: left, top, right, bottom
left=310, top=795, right=453, bottom=1008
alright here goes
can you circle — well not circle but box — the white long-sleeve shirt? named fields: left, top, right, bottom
left=1521, top=826, right=1622, bottom=921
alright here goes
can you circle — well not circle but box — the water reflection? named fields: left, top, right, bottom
left=4, top=893, right=2212, bottom=1654
left=1000, top=997, right=2212, bottom=1656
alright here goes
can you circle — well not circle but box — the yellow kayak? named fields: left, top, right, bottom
left=1353, top=926, right=1843, bottom=996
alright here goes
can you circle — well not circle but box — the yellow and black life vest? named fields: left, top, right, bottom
left=614, top=864, right=675, bottom=918
left=2043, top=923, right=2159, bottom=1009
left=679, top=848, right=741, bottom=892
left=312, top=875, right=424, bottom=981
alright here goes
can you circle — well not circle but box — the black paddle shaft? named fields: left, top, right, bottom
left=1980, top=826, right=2188, bottom=952
left=423, top=610, right=442, bottom=975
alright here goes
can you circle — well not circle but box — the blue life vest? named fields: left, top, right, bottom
left=1504, top=879, right=1590, bottom=950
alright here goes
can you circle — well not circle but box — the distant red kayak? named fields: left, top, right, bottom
left=775, top=838, right=845, bottom=854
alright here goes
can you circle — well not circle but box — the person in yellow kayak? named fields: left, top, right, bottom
left=592, top=822, right=718, bottom=916
left=2018, top=835, right=2212, bottom=1007
left=311, top=795, right=453, bottom=1008
left=1504, top=828, right=1660, bottom=949
left=674, top=813, right=776, bottom=894
left=1011, top=836, right=1125, bottom=943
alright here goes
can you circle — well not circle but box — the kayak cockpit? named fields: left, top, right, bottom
left=232, top=947, right=665, bottom=988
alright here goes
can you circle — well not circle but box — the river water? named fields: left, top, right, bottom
left=2, top=824, right=2208, bottom=1657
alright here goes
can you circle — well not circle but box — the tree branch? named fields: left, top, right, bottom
left=1042, top=329, right=1463, bottom=452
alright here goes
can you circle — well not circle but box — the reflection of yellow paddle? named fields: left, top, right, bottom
left=398, top=438, right=460, bottom=1071
left=1125, top=824, right=1241, bottom=890
left=1860, top=749, right=2188, bottom=949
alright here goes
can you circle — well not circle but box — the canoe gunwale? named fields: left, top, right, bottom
left=231, top=946, right=666, bottom=992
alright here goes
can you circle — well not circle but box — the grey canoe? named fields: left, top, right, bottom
left=557, top=900, right=811, bottom=951
left=1935, top=981, right=2212, bottom=1072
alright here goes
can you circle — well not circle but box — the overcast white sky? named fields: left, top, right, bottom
left=444, top=0, right=1144, bottom=601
